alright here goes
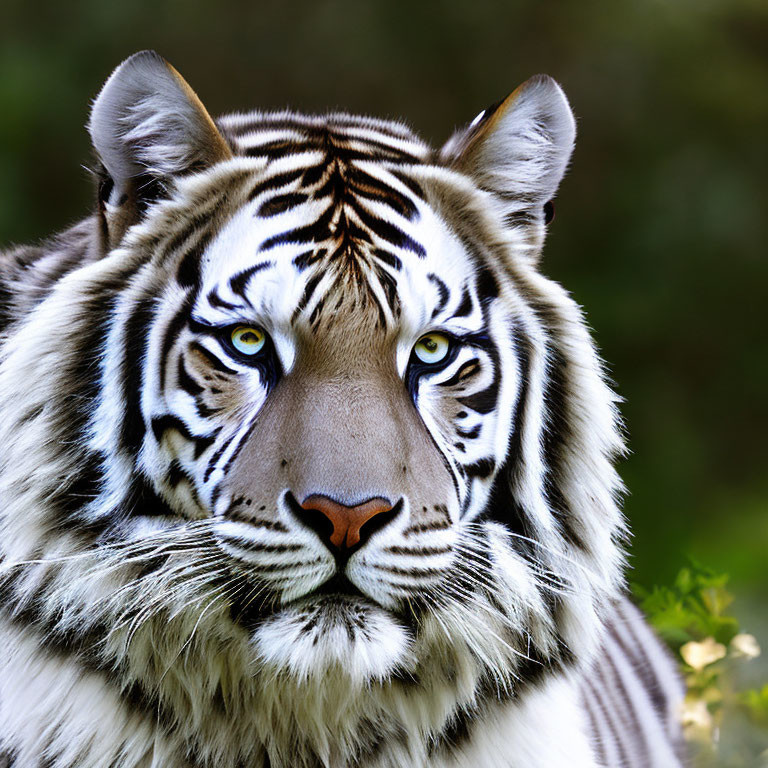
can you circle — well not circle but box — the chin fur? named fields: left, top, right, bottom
left=253, top=596, right=415, bottom=683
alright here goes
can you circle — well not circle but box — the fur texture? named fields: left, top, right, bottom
left=0, top=52, right=684, bottom=767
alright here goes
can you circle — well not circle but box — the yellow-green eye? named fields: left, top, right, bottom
left=230, top=326, right=266, bottom=355
left=413, top=333, right=451, bottom=365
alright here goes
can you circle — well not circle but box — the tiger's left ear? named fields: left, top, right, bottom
left=89, top=51, right=232, bottom=247
left=440, top=75, right=575, bottom=255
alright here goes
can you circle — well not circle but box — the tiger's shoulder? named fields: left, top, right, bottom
left=436, top=596, right=687, bottom=768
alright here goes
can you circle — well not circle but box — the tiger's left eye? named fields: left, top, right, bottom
left=413, top=333, right=451, bottom=365
left=230, top=326, right=266, bottom=355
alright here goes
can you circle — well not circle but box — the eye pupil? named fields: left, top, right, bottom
left=424, top=339, right=437, bottom=352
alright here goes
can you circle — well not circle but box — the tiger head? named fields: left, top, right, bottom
left=0, top=51, right=626, bottom=765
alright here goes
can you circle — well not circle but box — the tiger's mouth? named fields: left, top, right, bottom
left=228, top=567, right=389, bottom=634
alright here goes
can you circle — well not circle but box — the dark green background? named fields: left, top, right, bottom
left=2, top=1, right=766, bottom=606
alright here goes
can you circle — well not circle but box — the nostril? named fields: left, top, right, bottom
left=287, top=492, right=401, bottom=556
left=357, top=506, right=400, bottom=546
left=292, top=503, right=336, bottom=545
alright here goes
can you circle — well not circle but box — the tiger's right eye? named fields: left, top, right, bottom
left=231, top=326, right=266, bottom=355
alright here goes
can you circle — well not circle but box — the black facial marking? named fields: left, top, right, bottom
left=119, top=295, right=157, bottom=452
left=463, top=458, right=496, bottom=480
left=177, top=357, right=204, bottom=396
left=438, top=359, right=481, bottom=389
left=206, top=287, right=240, bottom=311
left=427, top=273, right=450, bottom=317
left=373, top=248, right=402, bottom=271
left=258, top=192, right=309, bottom=218
left=150, top=414, right=217, bottom=459
left=457, top=380, right=499, bottom=415
left=456, top=424, right=481, bottom=440
left=247, top=168, right=305, bottom=202
left=352, top=205, right=426, bottom=257
left=453, top=286, right=473, bottom=318
left=188, top=342, right=239, bottom=376
left=292, top=249, right=323, bottom=271
left=176, top=231, right=212, bottom=289
left=228, top=261, right=273, bottom=297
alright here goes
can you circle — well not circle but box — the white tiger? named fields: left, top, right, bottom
left=0, top=51, right=686, bottom=767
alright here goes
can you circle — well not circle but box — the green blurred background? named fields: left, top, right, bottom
left=1, top=0, right=766, bottom=734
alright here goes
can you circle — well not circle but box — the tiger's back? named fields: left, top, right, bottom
left=0, top=52, right=685, bottom=767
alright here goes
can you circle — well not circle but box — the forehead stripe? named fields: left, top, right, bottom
left=257, top=192, right=309, bottom=218
left=427, top=273, right=450, bottom=316
left=352, top=206, right=425, bottom=257
left=228, top=261, right=274, bottom=296
left=373, top=249, right=402, bottom=271
left=259, top=205, right=335, bottom=252
left=247, top=168, right=305, bottom=202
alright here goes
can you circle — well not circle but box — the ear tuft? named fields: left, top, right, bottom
left=89, top=50, right=231, bottom=194
left=441, top=75, right=576, bottom=254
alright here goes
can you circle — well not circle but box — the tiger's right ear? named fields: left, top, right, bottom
left=89, top=50, right=231, bottom=247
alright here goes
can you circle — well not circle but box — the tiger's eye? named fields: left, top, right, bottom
left=231, top=326, right=266, bottom=355
left=413, top=333, right=451, bottom=364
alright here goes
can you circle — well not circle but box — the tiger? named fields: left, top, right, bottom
left=0, top=51, right=686, bottom=768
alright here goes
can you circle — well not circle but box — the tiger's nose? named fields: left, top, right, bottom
left=296, top=494, right=399, bottom=555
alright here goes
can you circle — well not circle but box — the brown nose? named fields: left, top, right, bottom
left=297, top=494, right=398, bottom=554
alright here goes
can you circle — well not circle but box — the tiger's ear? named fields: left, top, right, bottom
left=440, top=75, right=575, bottom=257
left=89, top=50, right=232, bottom=247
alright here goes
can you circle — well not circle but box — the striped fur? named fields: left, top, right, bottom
left=0, top=52, right=685, bottom=767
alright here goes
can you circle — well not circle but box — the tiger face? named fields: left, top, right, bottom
left=136, top=166, right=525, bottom=676
left=0, top=51, right=626, bottom=765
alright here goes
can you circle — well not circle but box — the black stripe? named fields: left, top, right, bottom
left=352, top=204, right=426, bottom=257
left=389, top=170, right=425, bottom=200
left=177, top=357, right=203, bottom=396
left=204, top=436, right=231, bottom=483
left=603, top=639, right=651, bottom=764
left=373, top=248, right=402, bottom=271
left=150, top=414, right=218, bottom=458
left=346, top=166, right=418, bottom=219
left=219, top=539, right=302, bottom=554
left=540, top=337, right=589, bottom=551
left=120, top=295, right=157, bottom=452
left=247, top=168, right=305, bottom=201
left=463, top=458, right=496, bottom=480
left=482, top=326, right=532, bottom=540
left=292, top=248, right=324, bottom=271
left=438, top=359, right=481, bottom=389
left=257, top=192, right=309, bottom=218
left=158, top=294, right=196, bottom=389
left=292, top=271, right=324, bottom=321
left=243, top=141, right=323, bottom=160
left=427, top=273, right=450, bottom=317
left=176, top=231, right=212, bottom=289
left=259, top=204, right=334, bottom=252
left=189, top=342, right=238, bottom=376
left=228, top=261, right=273, bottom=297
left=457, top=378, right=499, bottom=415
left=453, top=286, right=473, bottom=318
left=206, top=287, right=240, bottom=311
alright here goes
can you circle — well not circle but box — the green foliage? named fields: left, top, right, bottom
left=741, top=686, right=768, bottom=728
left=635, top=561, right=740, bottom=649
left=635, top=564, right=768, bottom=766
